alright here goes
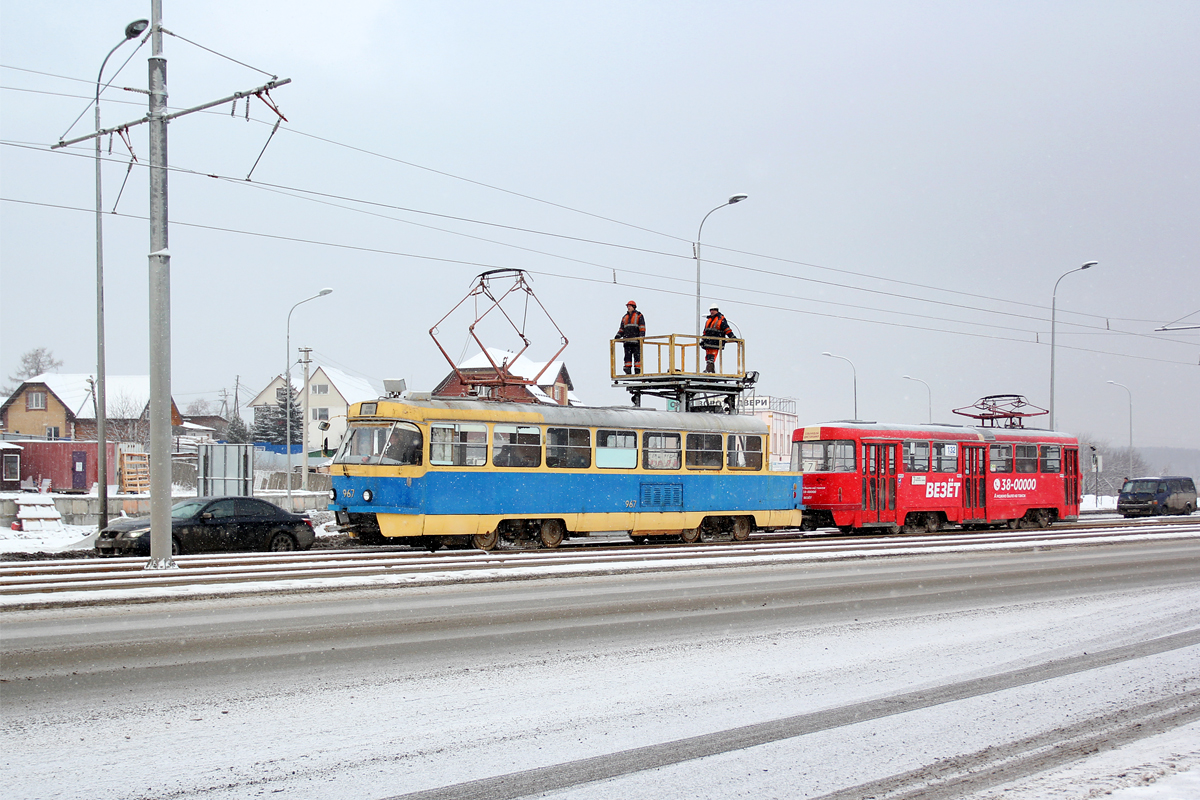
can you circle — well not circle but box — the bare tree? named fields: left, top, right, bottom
left=105, top=392, right=150, bottom=449
left=1076, top=433, right=1149, bottom=496
left=185, top=398, right=213, bottom=416
left=3, top=347, right=64, bottom=395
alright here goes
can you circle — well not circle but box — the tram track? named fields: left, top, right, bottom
left=2, top=517, right=1197, bottom=607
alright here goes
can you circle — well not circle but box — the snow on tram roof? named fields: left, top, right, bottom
left=356, top=397, right=768, bottom=433
left=797, top=420, right=1080, bottom=440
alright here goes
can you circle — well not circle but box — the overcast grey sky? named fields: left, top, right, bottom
left=2, top=1, right=1197, bottom=448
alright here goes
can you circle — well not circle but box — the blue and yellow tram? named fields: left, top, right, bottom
left=328, top=397, right=803, bottom=550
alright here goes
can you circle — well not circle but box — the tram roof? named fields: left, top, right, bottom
left=353, top=398, right=768, bottom=434
left=797, top=420, right=1079, bottom=442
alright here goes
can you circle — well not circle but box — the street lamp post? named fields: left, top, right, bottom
left=286, top=289, right=332, bottom=509
left=902, top=375, right=932, bottom=423
left=1050, top=260, right=1097, bottom=430
left=1107, top=380, right=1133, bottom=480
left=694, top=194, right=748, bottom=336
left=822, top=352, right=857, bottom=420
left=93, top=18, right=148, bottom=534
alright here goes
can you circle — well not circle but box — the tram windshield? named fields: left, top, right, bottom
left=335, top=422, right=423, bottom=466
left=794, top=440, right=856, bottom=472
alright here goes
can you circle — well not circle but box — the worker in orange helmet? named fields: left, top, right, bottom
left=616, top=301, right=646, bottom=374
left=701, top=305, right=734, bottom=373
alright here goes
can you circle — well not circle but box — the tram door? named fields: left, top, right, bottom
left=962, top=444, right=987, bottom=522
left=862, top=443, right=897, bottom=524
left=1064, top=447, right=1080, bottom=517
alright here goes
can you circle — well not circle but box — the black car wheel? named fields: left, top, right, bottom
left=172, top=537, right=182, bottom=555
left=268, top=531, right=298, bottom=551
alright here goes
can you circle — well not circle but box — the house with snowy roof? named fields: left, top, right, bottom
left=0, top=373, right=181, bottom=442
left=431, top=348, right=581, bottom=406
left=247, top=367, right=381, bottom=456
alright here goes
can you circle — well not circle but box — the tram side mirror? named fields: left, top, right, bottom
left=318, top=421, right=330, bottom=431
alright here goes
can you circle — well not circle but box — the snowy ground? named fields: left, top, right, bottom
left=3, top=501, right=1196, bottom=799
left=3, top=573, right=1197, bottom=799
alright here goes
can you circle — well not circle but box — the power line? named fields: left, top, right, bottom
left=5, top=194, right=1194, bottom=368
left=0, top=86, right=1177, bottom=332
left=11, top=138, right=1185, bottom=349
left=0, top=64, right=1183, bottom=328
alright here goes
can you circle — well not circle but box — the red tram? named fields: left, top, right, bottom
left=791, top=422, right=1081, bottom=533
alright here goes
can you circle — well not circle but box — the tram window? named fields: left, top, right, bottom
left=1014, top=444, right=1038, bottom=473
left=379, top=422, right=423, bottom=466
left=903, top=441, right=930, bottom=472
left=493, top=425, right=542, bottom=468
left=728, top=434, right=764, bottom=470
left=334, top=424, right=391, bottom=465
left=989, top=444, right=1013, bottom=474
left=686, top=433, right=723, bottom=469
left=597, top=429, right=637, bottom=469
left=797, top=440, right=856, bottom=472
left=1040, top=445, right=1061, bottom=473
left=643, top=431, right=682, bottom=470
left=430, top=423, right=488, bottom=466
left=931, top=442, right=958, bottom=472
left=547, top=427, right=591, bottom=469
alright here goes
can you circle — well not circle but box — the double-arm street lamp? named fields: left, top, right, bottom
left=902, top=374, right=932, bottom=423
left=1107, top=380, right=1134, bottom=480
left=286, top=288, right=333, bottom=509
left=822, top=351, right=858, bottom=420
left=1049, top=260, right=1098, bottom=430
left=93, top=18, right=148, bottom=533
left=694, top=194, right=748, bottom=336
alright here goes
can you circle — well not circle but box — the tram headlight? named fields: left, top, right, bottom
left=362, top=489, right=373, bottom=503
left=329, top=489, right=337, bottom=502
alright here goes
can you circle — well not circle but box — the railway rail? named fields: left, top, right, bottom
left=3, top=517, right=1197, bottom=607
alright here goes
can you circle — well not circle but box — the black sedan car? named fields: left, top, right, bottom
left=96, top=496, right=316, bottom=557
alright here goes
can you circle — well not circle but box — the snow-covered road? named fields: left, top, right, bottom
left=2, top=534, right=1197, bottom=799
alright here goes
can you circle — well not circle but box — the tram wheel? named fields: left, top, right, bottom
left=471, top=530, right=499, bottom=551
left=423, top=537, right=443, bottom=553
left=731, top=516, right=751, bottom=541
left=1034, top=509, right=1051, bottom=528
left=539, top=519, right=565, bottom=548
left=923, top=513, right=941, bottom=533
left=679, top=527, right=701, bottom=544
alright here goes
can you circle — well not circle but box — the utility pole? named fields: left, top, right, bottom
left=299, top=347, right=312, bottom=492
left=53, top=4, right=290, bottom=569
left=145, top=0, right=173, bottom=569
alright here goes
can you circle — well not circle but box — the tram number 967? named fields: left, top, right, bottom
left=993, top=478, right=1037, bottom=492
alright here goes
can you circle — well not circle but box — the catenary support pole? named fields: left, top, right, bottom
left=146, top=0, right=175, bottom=570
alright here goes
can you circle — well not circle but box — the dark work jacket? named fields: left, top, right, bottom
left=617, top=310, right=646, bottom=339
left=701, top=313, right=733, bottom=349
